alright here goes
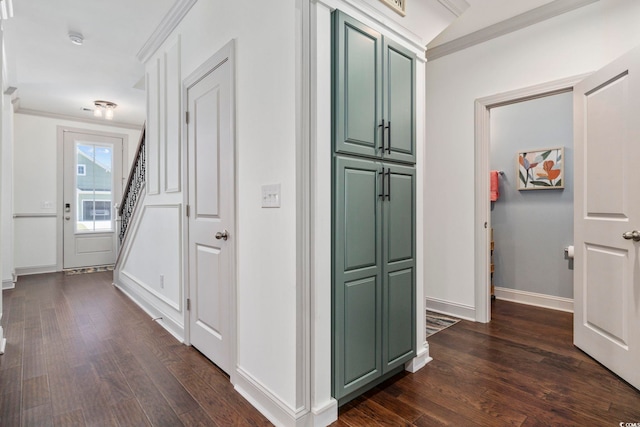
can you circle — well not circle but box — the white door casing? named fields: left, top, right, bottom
left=574, top=45, right=640, bottom=391
left=63, top=130, right=123, bottom=269
left=186, top=41, right=235, bottom=375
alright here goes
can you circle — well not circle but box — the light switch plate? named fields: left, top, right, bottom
left=262, top=184, right=281, bottom=208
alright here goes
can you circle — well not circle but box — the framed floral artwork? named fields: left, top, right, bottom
left=517, top=147, right=564, bottom=190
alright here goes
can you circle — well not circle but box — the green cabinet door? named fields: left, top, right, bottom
left=382, top=40, right=416, bottom=164
left=334, top=11, right=415, bottom=164
left=333, top=156, right=383, bottom=400
left=382, top=164, right=416, bottom=371
left=333, top=11, right=382, bottom=159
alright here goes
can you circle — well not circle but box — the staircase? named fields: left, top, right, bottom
left=117, top=125, right=146, bottom=251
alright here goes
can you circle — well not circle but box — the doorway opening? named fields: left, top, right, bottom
left=474, top=75, right=588, bottom=323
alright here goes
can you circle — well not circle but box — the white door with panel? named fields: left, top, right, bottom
left=63, top=131, right=123, bottom=269
left=186, top=46, right=234, bottom=375
left=574, top=45, right=640, bottom=390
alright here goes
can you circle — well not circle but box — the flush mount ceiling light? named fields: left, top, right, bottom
left=93, top=100, right=117, bottom=120
left=69, top=31, right=84, bottom=46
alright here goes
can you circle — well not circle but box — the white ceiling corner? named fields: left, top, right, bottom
left=427, top=0, right=599, bottom=61
left=136, top=0, right=197, bottom=63
left=437, top=0, right=470, bottom=17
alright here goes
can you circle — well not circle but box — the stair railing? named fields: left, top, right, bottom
left=117, top=125, right=146, bottom=248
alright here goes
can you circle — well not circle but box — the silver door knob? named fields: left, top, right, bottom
left=622, top=230, right=640, bottom=241
left=215, top=230, right=229, bottom=241
left=65, top=216, right=71, bottom=221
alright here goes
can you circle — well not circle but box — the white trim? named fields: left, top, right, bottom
left=311, top=399, right=339, bottom=427
left=474, top=74, right=589, bottom=323
left=2, top=279, right=15, bottom=290
left=296, top=0, right=312, bottom=415
left=136, top=0, right=197, bottom=63
left=0, top=336, right=5, bottom=355
left=14, top=265, right=58, bottom=276
left=16, top=109, right=143, bottom=130
left=404, top=342, right=432, bottom=372
left=494, top=287, right=574, bottom=313
left=317, top=0, right=426, bottom=56
left=437, top=0, right=470, bottom=17
left=426, top=0, right=599, bottom=61
left=309, top=3, right=338, bottom=425
left=113, top=279, right=185, bottom=342
left=234, top=368, right=309, bottom=427
left=426, top=297, right=476, bottom=321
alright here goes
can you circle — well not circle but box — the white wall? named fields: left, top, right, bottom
left=115, top=0, right=302, bottom=416
left=12, top=113, right=141, bottom=272
left=424, top=0, right=640, bottom=316
left=1, top=93, right=13, bottom=290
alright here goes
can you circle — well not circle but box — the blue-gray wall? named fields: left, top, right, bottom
left=490, top=92, right=573, bottom=299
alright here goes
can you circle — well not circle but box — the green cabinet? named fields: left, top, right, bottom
left=333, top=156, right=416, bottom=402
left=333, top=11, right=416, bottom=164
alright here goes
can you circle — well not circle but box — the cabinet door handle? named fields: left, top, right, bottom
left=386, top=168, right=391, bottom=200
left=378, top=119, right=385, bottom=153
left=379, top=169, right=385, bottom=199
left=385, top=121, right=391, bottom=154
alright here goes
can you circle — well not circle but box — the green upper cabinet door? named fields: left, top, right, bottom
left=333, top=11, right=382, bottom=159
left=333, top=11, right=415, bottom=164
left=383, top=40, right=416, bottom=164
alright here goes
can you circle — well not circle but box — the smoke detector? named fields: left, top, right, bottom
left=69, top=32, right=84, bottom=46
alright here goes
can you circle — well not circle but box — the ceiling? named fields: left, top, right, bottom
left=2, top=0, right=567, bottom=128
left=3, top=0, right=175, bottom=127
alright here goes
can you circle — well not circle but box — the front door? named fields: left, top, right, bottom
left=63, top=130, right=123, bottom=269
left=574, top=45, right=640, bottom=390
left=186, top=43, right=235, bottom=375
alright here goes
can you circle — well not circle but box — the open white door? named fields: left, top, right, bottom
left=574, top=45, right=640, bottom=390
left=186, top=42, right=235, bottom=375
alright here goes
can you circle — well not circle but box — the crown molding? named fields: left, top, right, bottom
left=426, top=0, right=599, bottom=61
left=437, top=0, right=470, bottom=17
left=136, top=0, right=197, bottom=63
left=16, top=108, right=143, bottom=130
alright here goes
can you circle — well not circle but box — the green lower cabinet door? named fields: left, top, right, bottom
left=333, top=156, right=383, bottom=399
left=382, top=164, right=416, bottom=370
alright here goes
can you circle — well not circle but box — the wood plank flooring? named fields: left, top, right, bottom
left=0, top=272, right=270, bottom=426
left=334, top=301, right=640, bottom=426
left=2, top=272, right=640, bottom=426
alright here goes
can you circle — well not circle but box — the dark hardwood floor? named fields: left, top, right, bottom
left=2, top=272, right=640, bottom=426
left=0, top=272, right=270, bottom=426
left=334, top=301, right=640, bottom=426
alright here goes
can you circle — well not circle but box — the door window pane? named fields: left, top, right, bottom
left=76, top=143, right=113, bottom=232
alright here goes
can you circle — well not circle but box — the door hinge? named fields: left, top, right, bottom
left=186, top=204, right=190, bottom=217
left=185, top=111, right=189, bottom=124
left=187, top=298, right=191, bottom=311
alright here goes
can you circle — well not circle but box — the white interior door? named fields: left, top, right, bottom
left=574, top=45, right=640, bottom=390
left=187, top=45, right=234, bottom=375
left=63, top=131, right=123, bottom=269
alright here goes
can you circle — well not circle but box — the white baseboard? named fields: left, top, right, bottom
left=425, top=297, right=476, bottom=321
left=14, top=265, right=58, bottom=277
left=234, top=367, right=300, bottom=427
left=494, top=287, right=573, bottom=313
left=405, top=341, right=432, bottom=373
left=311, top=399, right=338, bottom=427
left=0, top=323, right=5, bottom=354
left=113, top=274, right=185, bottom=342
left=2, top=279, right=15, bottom=290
